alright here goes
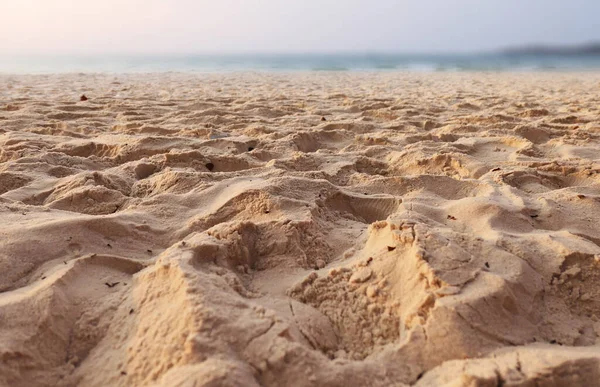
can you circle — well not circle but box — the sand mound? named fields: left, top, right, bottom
left=1, top=72, right=600, bottom=386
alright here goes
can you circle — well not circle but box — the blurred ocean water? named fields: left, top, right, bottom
left=2, top=53, right=600, bottom=73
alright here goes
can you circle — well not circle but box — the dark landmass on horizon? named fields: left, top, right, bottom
left=502, top=42, right=600, bottom=56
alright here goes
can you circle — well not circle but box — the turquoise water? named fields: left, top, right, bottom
left=2, top=53, right=600, bottom=73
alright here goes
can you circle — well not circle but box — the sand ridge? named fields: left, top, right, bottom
left=1, top=72, right=600, bottom=386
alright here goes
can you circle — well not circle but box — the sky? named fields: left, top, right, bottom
left=1, top=0, right=599, bottom=55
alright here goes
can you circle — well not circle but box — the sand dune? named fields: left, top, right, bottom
left=1, top=72, right=600, bottom=386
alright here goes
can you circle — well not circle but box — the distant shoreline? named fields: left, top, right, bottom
left=502, top=43, right=600, bottom=56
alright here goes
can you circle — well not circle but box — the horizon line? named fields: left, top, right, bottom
left=2, top=42, right=600, bottom=58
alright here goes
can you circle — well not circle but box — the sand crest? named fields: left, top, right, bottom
left=1, top=72, right=600, bottom=386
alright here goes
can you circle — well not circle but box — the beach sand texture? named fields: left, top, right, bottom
left=1, top=72, right=600, bottom=386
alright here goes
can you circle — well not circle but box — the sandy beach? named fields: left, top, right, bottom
left=1, top=72, right=600, bottom=386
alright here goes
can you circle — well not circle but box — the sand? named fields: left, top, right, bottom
left=1, top=72, right=600, bottom=386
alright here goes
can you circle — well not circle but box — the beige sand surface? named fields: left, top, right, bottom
left=1, top=72, right=600, bottom=386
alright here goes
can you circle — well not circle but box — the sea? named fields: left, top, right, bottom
left=2, top=53, right=600, bottom=73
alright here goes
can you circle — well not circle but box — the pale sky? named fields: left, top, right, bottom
left=1, top=0, right=599, bottom=54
